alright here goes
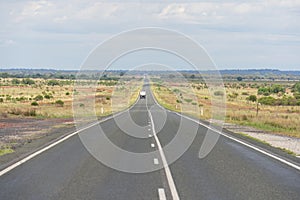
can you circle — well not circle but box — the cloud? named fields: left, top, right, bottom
left=0, top=0, right=299, bottom=69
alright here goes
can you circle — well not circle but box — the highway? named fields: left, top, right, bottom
left=0, top=84, right=300, bottom=200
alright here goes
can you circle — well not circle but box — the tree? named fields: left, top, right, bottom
left=237, top=76, right=243, bottom=81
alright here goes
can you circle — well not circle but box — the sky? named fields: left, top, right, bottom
left=0, top=0, right=299, bottom=70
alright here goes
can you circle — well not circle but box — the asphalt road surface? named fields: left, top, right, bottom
left=0, top=84, right=300, bottom=200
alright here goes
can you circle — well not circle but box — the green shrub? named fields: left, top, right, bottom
left=31, top=101, right=39, bottom=106
left=55, top=100, right=64, bottom=107
left=47, top=79, right=60, bottom=86
left=11, top=79, right=21, bottom=85
left=44, top=94, right=52, bottom=99
left=292, top=82, right=300, bottom=93
left=22, top=78, right=35, bottom=85
left=258, top=96, right=276, bottom=105
left=247, top=95, right=257, bottom=102
left=34, top=95, right=43, bottom=101
left=184, top=98, right=193, bottom=103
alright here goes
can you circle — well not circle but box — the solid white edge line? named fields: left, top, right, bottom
left=158, top=188, right=167, bottom=200
left=176, top=113, right=300, bottom=171
left=149, top=88, right=300, bottom=171
left=0, top=96, right=141, bottom=177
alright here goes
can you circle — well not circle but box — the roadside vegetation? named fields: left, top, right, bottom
left=151, top=74, right=300, bottom=138
left=0, top=72, right=142, bottom=156
left=0, top=76, right=142, bottom=119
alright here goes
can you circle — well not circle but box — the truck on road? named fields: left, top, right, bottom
left=140, top=91, right=146, bottom=99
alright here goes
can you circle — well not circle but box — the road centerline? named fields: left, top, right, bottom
left=146, top=92, right=180, bottom=200
left=158, top=188, right=167, bottom=200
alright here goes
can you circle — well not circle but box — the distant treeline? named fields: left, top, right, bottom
left=1, top=68, right=300, bottom=81
left=0, top=71, right=126, bottom=80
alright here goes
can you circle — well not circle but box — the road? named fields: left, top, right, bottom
left=0, top=83, right=300, bottom=200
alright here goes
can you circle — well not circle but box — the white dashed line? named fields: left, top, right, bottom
left=151, top=143, right=155, bottom=148
left=148, top=134, right=153, bottom=137
left=158, top=188, right=167, bottom=200
left=148, top=111, right=180, bottom=200
left=154, top=158, right=159, bottom=165
left=146, top=90, right=180, bottom=200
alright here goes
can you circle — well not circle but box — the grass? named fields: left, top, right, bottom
left=0, top=148, right=14, bottom=156
left=151, top=78, right=300, bottom=138
left=0, top=77, right=143, bottom=119
left=276, top=147, right=297, bottom=156
left=235, top=132, right=271, bottom=146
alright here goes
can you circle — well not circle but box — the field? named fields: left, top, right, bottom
left=0, top=76, right=143, bottom=156
left=151, top=76, right=300, bottom=138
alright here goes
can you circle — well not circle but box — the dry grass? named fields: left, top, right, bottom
left=0, top=77, right=143, bottom=119
left=151, top=79, right=300, bottom=138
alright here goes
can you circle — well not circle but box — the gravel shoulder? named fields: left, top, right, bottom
left=210, top=119, right=300, bottom=156
left=0, top=117, right=76, bottom=169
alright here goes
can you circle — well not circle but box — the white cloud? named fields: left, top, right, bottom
left=0, top=0, right=299, bottom=69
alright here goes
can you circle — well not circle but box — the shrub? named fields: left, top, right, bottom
left=47, top=79, right=60, bottom=86
left=184, top=99, right=193, bottom=103
left=292, top=82, right=300, bottom=93
left=22, top=78, right=35, bottom=85
left=8, top=108, right=22, bottom=115
left=11, top=79, right=21, bottom=85
left=34, top=95, right=43, bottom=101
left=294, top=93, right=300, bottom=99
left=65, top=92, right=70, bottom=95
left=247, top=95, right=257, bottom=102
left=0, top=98, right=3, bottom=103
left=228, top=92, right=238, bottom=99
left=55, top=100, right=64, bottom=107
left=24, top=109, right=36, bottom=116
left=258, top=96, right=276, bottom=105
left=44, top=94, right=52, bottom=99
left=31, top=101, right=39, bottom=106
